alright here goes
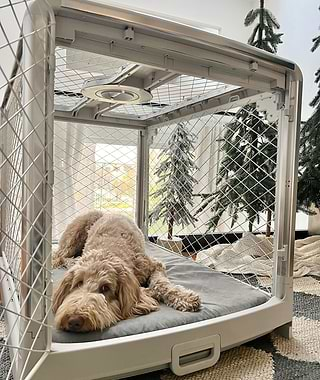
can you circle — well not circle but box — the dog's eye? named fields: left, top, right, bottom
left=99, top=284, right=109, bottom=294
left=74, top=281, right=83, bottom=288
left=71, top=280, right=83, bottom=289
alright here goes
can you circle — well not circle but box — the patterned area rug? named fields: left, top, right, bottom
left=1, top=277, right=320, bottom=380
left=131, top=276, right=320, bottom=380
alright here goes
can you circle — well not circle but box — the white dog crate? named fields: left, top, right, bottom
left=0, top=1, right=302, bottom=379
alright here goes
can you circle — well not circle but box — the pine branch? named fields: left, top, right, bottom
left=312, top=36, right=320, bottom=52
left=248, top=24, right=260, bottom=45
left=264, top=10, right=280, bottom=29
left=244, top=9, right=260, bottom=26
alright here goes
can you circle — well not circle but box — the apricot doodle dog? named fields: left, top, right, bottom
left=52, top=211, right=201, bottom=332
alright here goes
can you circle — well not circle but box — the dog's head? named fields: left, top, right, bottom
left=53, top=257, right=158, bottom=332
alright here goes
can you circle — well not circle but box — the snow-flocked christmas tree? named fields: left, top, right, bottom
left=149, top=122, right=198, bottom=240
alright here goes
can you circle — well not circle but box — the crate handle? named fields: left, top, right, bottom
left=170, top=335, right=221, bottom=376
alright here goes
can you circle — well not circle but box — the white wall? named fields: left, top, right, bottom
left=97, top=0, right=255, bottom=41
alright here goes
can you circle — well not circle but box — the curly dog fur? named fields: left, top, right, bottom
left=52, top=211, right=201, bottom=332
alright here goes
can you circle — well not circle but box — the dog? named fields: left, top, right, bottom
left=52, top=211, right=201, bottom=332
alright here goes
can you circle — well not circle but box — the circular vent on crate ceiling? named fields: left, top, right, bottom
left=82, top=77, right=153, bottom=104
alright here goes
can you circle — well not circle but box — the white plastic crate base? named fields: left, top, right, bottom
left=0, top=1, right=302, bottom=379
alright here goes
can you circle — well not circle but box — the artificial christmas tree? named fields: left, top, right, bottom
left=297, top=6, right=320, bottom=217
left=149, top=122, right=198, bottom=250
left=197, top=1, right=282, bottom=236
left=197, top=106, right=277, bottom=234
left=245, top=0, right=283, bottom=53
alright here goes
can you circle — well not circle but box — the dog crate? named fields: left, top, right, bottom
left=0, top=1, right=302, bottom=379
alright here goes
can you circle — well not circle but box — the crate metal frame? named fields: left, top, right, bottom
left=0, top=1, right=302, bottom=379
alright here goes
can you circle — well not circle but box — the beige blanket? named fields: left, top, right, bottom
left=196, top=233, right=320, bottom=278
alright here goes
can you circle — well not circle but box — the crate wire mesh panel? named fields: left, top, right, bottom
left=0, top=1, right=302, bottom=380
left=53, top=121, right=138, bottom=240
left=148, top=93, right=279, bottom=294
left=1, top=1, right=55, bottom=379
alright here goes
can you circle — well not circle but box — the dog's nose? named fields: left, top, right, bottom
left=67, top=316, right=84, bottom=332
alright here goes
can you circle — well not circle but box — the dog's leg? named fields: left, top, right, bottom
left=53, top=210, right=104, bottom=268
left=147, top=259, right=201, bottom=312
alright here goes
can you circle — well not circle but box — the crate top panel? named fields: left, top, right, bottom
left=51, top=0, right=301, bottom=127
left=54, top=46, right=238, bottom=119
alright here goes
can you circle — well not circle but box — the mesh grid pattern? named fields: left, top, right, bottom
left=54, top=47, right=129, bottom=111
left=108, top=76, right=235, bottom=120
left=53, top=122, right=138, bottom=241
left=0, top=1, right=55, bottom=378
left=1, top=76, right=23, bottom=292
left=148, top=94, right=279, bottom=294
left=54, top=47, right=236, bottom=118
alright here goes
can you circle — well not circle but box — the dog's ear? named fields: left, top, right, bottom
left=117, top=266, right=140, bottom=319
left=52, top=270, right=75, bottom=313
left=117, top=266, right=158, bottom=318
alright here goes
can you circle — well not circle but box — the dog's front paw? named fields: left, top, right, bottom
left=167, top=286, right=201, bottom=312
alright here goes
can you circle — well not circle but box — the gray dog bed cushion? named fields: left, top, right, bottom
left=52, top=242, right=270, bottom=344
